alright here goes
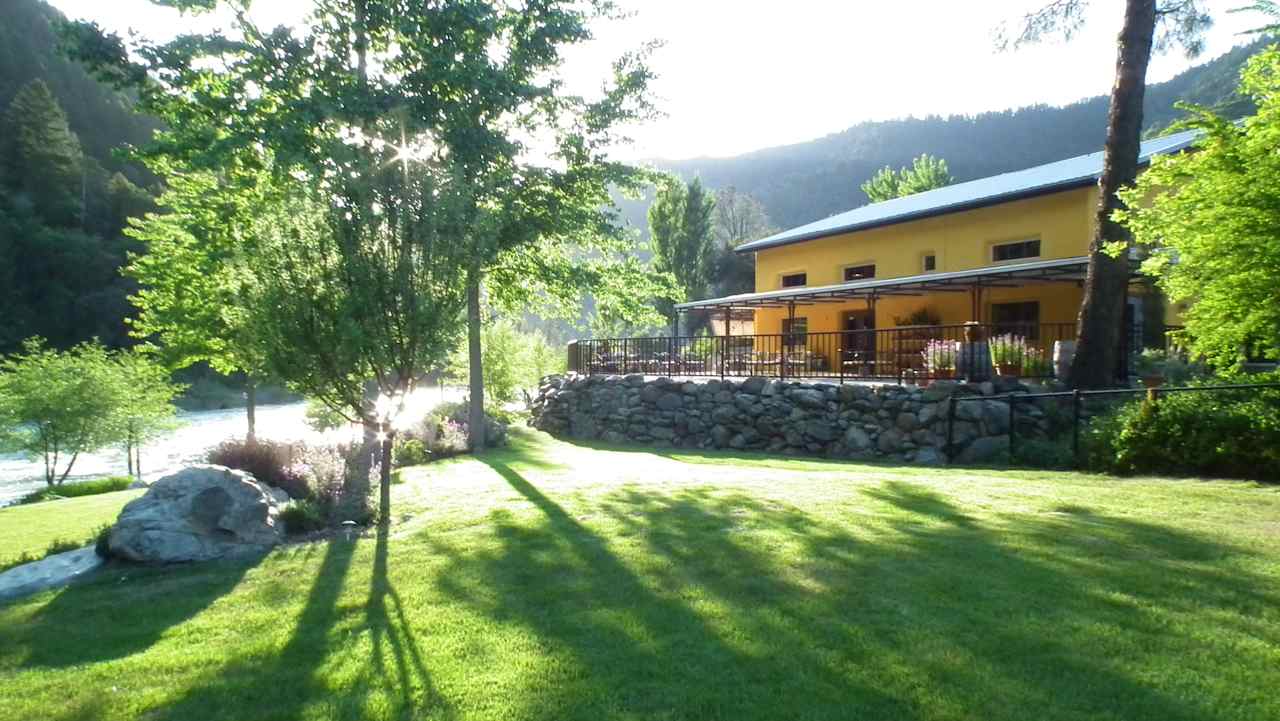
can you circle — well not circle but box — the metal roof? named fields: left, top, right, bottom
left=675, top=256, right=1127, bottom=311
left=735, top=129, right=1201, bottom=254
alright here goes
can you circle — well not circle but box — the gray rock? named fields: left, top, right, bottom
left=914, top=447, right=945, bottom=466
left=711, top=405, right=738, bottom=426
left=844, top=426, right=873, bottom=451
left=983, top=400, right=1012, bottom=435
left=787, top=388, right=827, bottom=409
left=921, top=381, right=958, bottom=402
left=623, top=374, right=645, bottom=387
left=957, top=435, right=1010, bottom=465
left=806, top=420, right=836, bottom=442
left=877, top=428, right=905, bottom=453
left=710, top=425, right=732, bottom=448
left=956, top=400, right=984, bottom=423
left=734, top=393, right=757, bottom=412
left=740, top=376, right=768, bottom=395
left=896, top=412, right=918, bottom=432
left=0, top=547, right=103, bottom=602
left=108, top=465, right=288, bottom=564
left=656, top=393, right=684, bottom=411
left=917, top=404, right=939, bottom=426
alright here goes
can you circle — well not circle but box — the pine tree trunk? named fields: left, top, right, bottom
left=466, top=262, right=487, bottom=450
left=245, top=378, right=258, bottom=445
left=1068, top=0, right=1156, bottom=389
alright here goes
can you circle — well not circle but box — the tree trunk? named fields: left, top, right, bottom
left=466, top=261, right=487, bottom=450
left=245, top=378, right=257, bottom=445
left=126, top=436, right=134, bottom=477
left=1068, top=0, right=1156, bottom=389
left=378, top=425, right=393, bottom=529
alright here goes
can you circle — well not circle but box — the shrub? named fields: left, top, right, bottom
left=279, top=498, right=327, bottom=535
left=94, top=523, right=113, bottom=559
left=287, top=441, right=374, bottom=522
left=18, top=476, right=133, bottom=504
left=393, top=437, right=430, bottom=467
left=1086, top=383, right=1280, bottom=481
left=446, top=319, right=562, bottom=404
left=207, top=439, right=309, bottom=499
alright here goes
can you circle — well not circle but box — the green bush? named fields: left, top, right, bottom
left=393, top=437, right=430, bottom=467
left=94, top=523, right=113, bottom=559
left=279, top=499, right=327, bottom=535
left=19, top=476, right=134, bottom=504
left=446, top=320, right=563, bottom=404
left=1086, top=383, right=1280, bottom=481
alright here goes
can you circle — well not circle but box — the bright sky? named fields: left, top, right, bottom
left=49, top=0, right=1266, bottom=160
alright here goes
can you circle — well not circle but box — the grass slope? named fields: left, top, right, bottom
left=1, top=429, right=1278, bottom=721
left=0, top=489, right=141, bottom=569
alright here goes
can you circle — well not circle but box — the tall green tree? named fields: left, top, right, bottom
left=1, top=79, right=82, bottom=226
left=1000, top=0, right=1211, bottom=388
left=111, top=348, right=183, bottom=478
left=125, top=166, right=271, bottom=442
left=710, top=186, right=773, bottom=297
left=0, top=338, right=126, bottom=485
left=860, top=154, right=953, bottom=203
left=66, top=0, right=670, bottom=455
left=649, top=176, right=717, bottom=316
left=1117, top=46, right=1280, bottom=368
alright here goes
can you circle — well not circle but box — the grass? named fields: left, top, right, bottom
left=1, top=428, right=1279, bottom=720
left=0, top=489, right=141, bottom=570
left=18, top=476, right=135, bottom=505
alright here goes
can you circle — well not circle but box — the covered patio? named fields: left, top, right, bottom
left=570, top=257, right=1152, bottom=383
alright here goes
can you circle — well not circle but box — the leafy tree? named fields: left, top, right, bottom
left=710, top=186, right=773, bottom=297
left=111, top=349, right=183, bottom=478
left=1117, top=46, right=1280, bottom=368
left=650, top=176, right=717, bottom=311
left=1, top=79, right=82, bottom=226
left=446, top=319, right=563, bottom=406
left=0, top=338, right=127, bottom=485
left=66, top=0, right=671, bottom=458
left=860, top=154, right=954, bottom=203
left=999, top=0, right=1212, bottom=388
left=125, top=166, right=272, bottom=442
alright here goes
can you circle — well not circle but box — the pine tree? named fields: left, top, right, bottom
left=649, top=176, right=716, bottom=304
left=2, top=79, right=83, bottom=226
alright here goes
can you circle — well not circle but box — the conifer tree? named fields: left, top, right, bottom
left=2, top=79, right=82, bottom=226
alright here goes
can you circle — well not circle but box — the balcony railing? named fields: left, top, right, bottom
left=568, top=322, right=1096, bottom=383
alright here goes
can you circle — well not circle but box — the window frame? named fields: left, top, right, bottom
left=921, top=252, right=937, bottom=273
left=842, top=263, right=877, bottom=282
left=990, top=238, right=1042, bottom=264
left=779, top=271, right=808, bottom=289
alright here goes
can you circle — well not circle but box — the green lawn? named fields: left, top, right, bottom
left=1, top=429, right=1279, bottom=721
left=0, top=488, right=141, bottom=569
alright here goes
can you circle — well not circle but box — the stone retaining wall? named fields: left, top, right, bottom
left=529, top=374, right=1055, bottom=466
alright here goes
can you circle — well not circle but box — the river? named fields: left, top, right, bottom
left=0, top=386, right=464, bottom=507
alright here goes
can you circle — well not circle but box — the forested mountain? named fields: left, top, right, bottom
left=0, top=0, right=159, bottom=354
left=648, top=40, right=1265, bottom=231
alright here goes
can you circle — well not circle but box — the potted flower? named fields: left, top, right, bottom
left=1022, top=346, right=1052, bottom=377
left=1136, top=349, right=1168, bottom=388
left=921, top=339, right=960, bottom=379
left=990, top=334, right=1028, bottom=376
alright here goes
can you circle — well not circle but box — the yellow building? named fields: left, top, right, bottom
left=662, top=130, right=1198, bottom=381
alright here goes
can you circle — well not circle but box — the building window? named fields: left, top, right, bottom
left=780, top=272, right=807, bottom=288
left=843, top=264, right=876, bottom=282
left=922, top=253, right=937, bottom=272
left=782, top=317, right=808, bottom=348
left=992, top=301, right=1040, bottom=338
left=992, top=239, right=1041, bottom=262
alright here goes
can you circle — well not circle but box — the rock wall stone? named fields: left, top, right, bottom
left=530, top=374, right=1053, bottom=466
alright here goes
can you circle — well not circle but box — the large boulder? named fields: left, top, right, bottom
left=108, top=465, right=289, bottom=563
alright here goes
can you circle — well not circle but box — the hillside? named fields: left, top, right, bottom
left=647, top=41, right=1263, bottom=232
left=0, top=0, right=157, bottom=183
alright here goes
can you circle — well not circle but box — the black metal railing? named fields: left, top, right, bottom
left=569, top=322, right=1085, bottom=383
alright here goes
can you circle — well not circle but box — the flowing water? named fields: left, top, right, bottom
left=0, top=386, right=464, bottom=507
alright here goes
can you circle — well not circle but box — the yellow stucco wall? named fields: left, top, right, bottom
left=751, top=186, right=1101, bottom=336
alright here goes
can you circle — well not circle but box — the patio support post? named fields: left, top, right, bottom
left=783, top=301, right=796, bottom=380
left=720, top=307, right=728, bottom=380
left=669, top=310, right=678, bottom=378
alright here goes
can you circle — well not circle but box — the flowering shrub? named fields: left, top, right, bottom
left=207, top=439, right=309, bottom=499
left=921, top=339, right=960, bottom=371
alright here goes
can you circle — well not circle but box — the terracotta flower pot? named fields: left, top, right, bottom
left=1140, top=374, right=1166, bottom=389
left=997, top=362, right=1020, bottom=377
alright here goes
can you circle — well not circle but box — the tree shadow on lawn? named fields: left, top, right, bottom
left=433, top=461, right=1278, bottom=721
left=0, top=556, right=256, bottom=669
left=139, top=531, right=454, bottom=721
